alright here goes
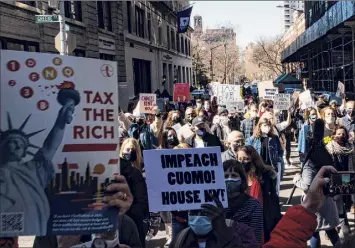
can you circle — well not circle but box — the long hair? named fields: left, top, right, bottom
left=304, top=107, right=318, bottom=120
left=120, top=138, right=143, bottom=170
left=320, top=106, right=336, bottom=120
left=223, top=159, right=248, bottom=192
left=332, top=125, right=350, bottom=140
left=237, top=145, right=273, bottom=181
left=159, top=127, right=177, bottom=149
left=253, top=118, right=275, bottom=138
left=165, top=110, right=181, bottom=128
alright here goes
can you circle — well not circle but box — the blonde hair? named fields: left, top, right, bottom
left=120, top=138, right=143, bottom=170
left=320, top=106, right=335, bottom=120
left=253, top=118, right=275, bottom=138
left=174, top=143, right=190, bottom=149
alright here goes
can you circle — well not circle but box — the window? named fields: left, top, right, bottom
left=171, top=29, right=175, bottom=50
left=135, top=6, right=145, bottom=38
left=97, top=1, right=112, bottom=31
left=158, top=26, right=162, bottom=45
left=147, top=13, right=151, bottom=41
left=100, top=53, right=115, bottom=61
left=127, top=1, right=132, bottom=33
left=187, top=40, right=190, bottom=56
left=176, top=33, right=180, bottom=52
left=64, top=1, right=82, bottom=21
left=73, top=49, right=86, bottom=57
left=166, top=26, right=170, bottom=49
left=180, top=36, right=184, bottom=54
left=0, top=37, right=39, bottom=52
left=18, top=1, right=36, bottom=7
left=184, top=38, right=188, bottom=55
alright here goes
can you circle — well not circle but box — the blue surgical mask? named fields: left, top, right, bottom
left=225, top=178, right=242, bottom=198
left=188, top=216, right=212, bottom=236
left=309, top=115, right=317, bottom=122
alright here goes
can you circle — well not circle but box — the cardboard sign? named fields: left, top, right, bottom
left=263, top=88, right=278, bottom=100
left=226, top=101, right=245, bottom=113
left=299, top=90, right=314, bottom=109
left=214, top=84, right=241, bottom=105
left=274, top=94, right=291, bottom=110
left=143, top=147, right=228, bottom=212
left=173, top=83, right=190, bottom=103
left=0, top=50, right=120, bottom=236
left=139, top=93, right=157, bottom=114
left=336, top=81, right=345, bottom=98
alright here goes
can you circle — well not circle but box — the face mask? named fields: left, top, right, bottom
left=261, top=126, right=271, bottom=134
left=250, top=112, right=258, bottom=118
left=196, top=128, right=206, bottom=137
left=122, top=151, right=137, bottom=162
left=231, top=141, right=244, bottom=151
left=325, top=116, right=335, bottom=124
left=309, top=115, right=317, bottom=122
left=188, top=216, right=212, bottom=236
left=137, top=119, right=145, bottom=126
left=225, top=178, right=242, bottom=198
left=186, top=115, right=194, bottom=124
left=240, top=162, right=252, bottom=173
left=204, top=105, right=210, bottom=110
left=167, top=135, right=179, bottom=147
left=196, top=103, right=202, bottom=108
left=220, top=116, right=229, bottom=125
left=346, top=110, right=355, bottom=118
left=334, top=136, right=346, bottom=145
left=172, top=116, right=181, bottom=123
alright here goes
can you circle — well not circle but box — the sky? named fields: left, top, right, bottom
left=191, top=1, right=284, bottom=49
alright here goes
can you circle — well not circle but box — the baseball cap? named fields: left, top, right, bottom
left=192, top=117, right=205, bottom=126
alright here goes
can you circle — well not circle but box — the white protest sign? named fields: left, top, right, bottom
left=143, top=147, right=227, bottom=212
left=336, top=81, right=345, bottom=98
left=299, top=90, right=314, bottom=109
left=215, top=84, right=241, bottom=105
left=274, top=94, right=291, bottom=110
left=226, top=101, right=244, bottom=113
left=263, top=88, right=278, bottom=100
left=172, top=123, right=182, bottom=133
left=139, top=93, right=156, bottom=114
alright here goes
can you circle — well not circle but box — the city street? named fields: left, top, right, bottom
left=18, top=143, right=354, bottom=248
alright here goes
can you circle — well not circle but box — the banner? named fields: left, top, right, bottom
left=226, top=101, right=244, bottom=113
left=177, top=6, right=193, bottom=33
left=274, top=94, right=291, bottom=110
left=143, top=147, right=227, bottom=212
left=0, top=50, right=119, bottom=236
left=173, top=83, right=190, bottom=103
left=139, top=93, right=157, bottom=114
left=213, top=84, right=241, bottom=105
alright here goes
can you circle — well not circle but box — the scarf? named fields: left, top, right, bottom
left=326, top=140, right=355, bottom=171
left=250, top=179, right=263, bottom=206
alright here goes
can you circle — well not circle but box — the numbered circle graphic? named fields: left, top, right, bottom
left=20, top=87, right=34, bottom=99
left=7, top=60, right=20, bottom=72
left=29, top=72, right=40, bottom=82
left=37, top=100, right=49, bottom=111
left=25, top=58, right=36, bottom=68
left=62, top=66, right=74, bottom=78
left=52, top=57, right=62, bottom=66
left=42, top=67, right=57, bottom=80
left=8, top=80, right=16, bottom=86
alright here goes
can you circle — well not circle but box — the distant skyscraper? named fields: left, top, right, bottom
left=85, top=162, right=91, bottom=185
left=283, top=1, right=304, bottom=31
left=61, top=158, right=69, bottom=191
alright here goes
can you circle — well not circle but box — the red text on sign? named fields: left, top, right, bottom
left=83, top=90, right=114, bottom=105
left=82, top=108, right=115, bottom=122
left=73, top=125, right=115, bottom=139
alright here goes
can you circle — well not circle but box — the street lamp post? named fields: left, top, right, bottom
left=210, top=44, right=223, bottom=81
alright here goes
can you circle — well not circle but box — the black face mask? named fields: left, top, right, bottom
left=231, top=141, right=244, bottom=151
left=122, top=151, right=137, bottom=162
left=334, top=136, right=346, bottom=145
left=346, top=110, right=355, bottom=118
left=167, top=135, right=179, bottom=147
left=240, top=162, right=252, bottom=173
left=172, top=117, right=181, bottom=124
left=137, top=119, right=145, bottom=126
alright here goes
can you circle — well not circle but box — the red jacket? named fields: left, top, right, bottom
left=263, top=205, right=317, bottom=248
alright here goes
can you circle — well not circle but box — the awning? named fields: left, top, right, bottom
left=274, top=73, right=301, bottom=85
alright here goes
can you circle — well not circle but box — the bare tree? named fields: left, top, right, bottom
left=251, top=36, right=285, bottom=77
left=192, top=36, right=210, bottom=86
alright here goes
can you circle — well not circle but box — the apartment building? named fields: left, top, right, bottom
left=283, top=1, right=304, bottom=31
left=122, top=1, right=193, bottom=106
left=0, top=0, right=126, bottom=103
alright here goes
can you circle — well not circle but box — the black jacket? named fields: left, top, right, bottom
left=185, top=133, right=225, bottom=152
left=120, top=158, right=149, bottom=247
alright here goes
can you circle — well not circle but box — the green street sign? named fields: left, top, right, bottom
left=35, top=15, right=59, bottom=24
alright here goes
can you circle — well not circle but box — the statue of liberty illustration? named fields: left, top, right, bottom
left=0, top=85, right=80, bottom=236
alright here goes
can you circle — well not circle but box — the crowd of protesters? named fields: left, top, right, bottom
left=2, top=88, right=355, bottom=248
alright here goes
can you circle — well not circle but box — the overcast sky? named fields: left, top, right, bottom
left=191, top=1, right=284, bottom=49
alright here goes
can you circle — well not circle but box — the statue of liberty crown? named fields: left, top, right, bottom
left=0, top=112, right=45, bottom=156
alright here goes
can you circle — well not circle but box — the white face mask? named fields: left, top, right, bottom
left=220, top=116, right=229, bottom=125
left=325, top=116, right=335, bottom=124
left=205, top=105, right=210, bottom=109
left=261, top=126, right=271, bottom=134
left=250, top=112, right=258, bottom=118
left=197, top=103, right=202, bottom=108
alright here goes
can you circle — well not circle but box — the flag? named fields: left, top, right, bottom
left=177, top=6, right=193, bottom=33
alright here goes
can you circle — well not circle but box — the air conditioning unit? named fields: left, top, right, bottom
left=48, top=0, right=59, bottom=9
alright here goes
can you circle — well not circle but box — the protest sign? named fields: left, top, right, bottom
left=299, top=90, right=314, bottom=109
left=0, top=50, right=120, bottom=236
left=214, top=84, right=241, bottom=105
left=274, top=94, right=291, bottom=110
left=173, top=83, right=190, bottom=103
left=143, top=147, right=227, bottom=212
left=172, top=123, right=182, bottom=133
left=139, top=93, right=157, bottom=114
left=336, top=81, right=345, bottom=98
left=263, top=88, right=278, bottom=100
left=226, top=101, right=244, bottom=113
left=258, top=80, right=278, bottom=100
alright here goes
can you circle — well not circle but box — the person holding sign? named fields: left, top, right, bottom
left=178, top=107, right=196, bottom=143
